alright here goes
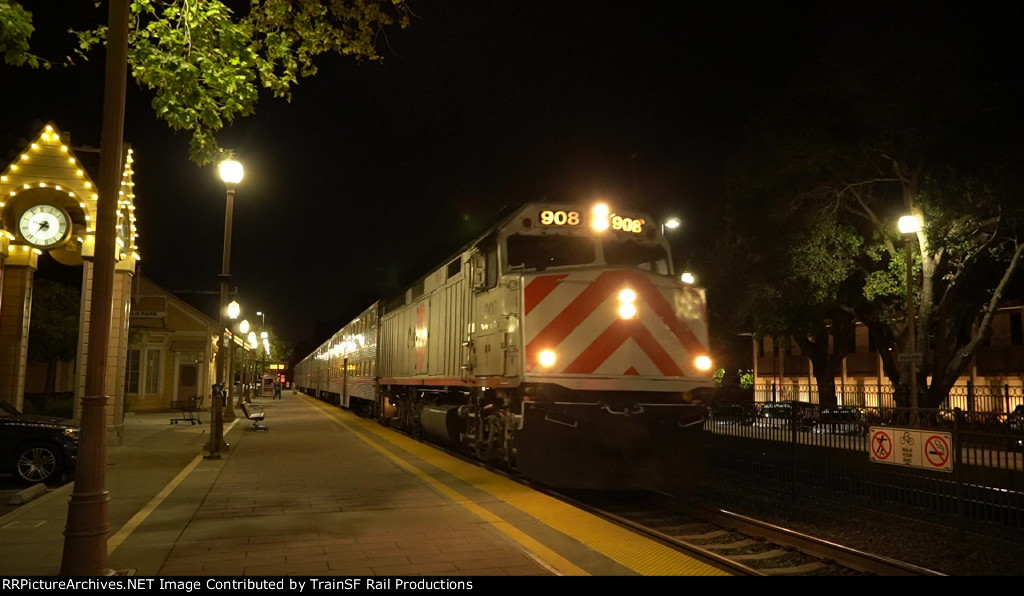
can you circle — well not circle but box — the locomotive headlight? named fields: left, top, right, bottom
left=694, top=355, right=713, bottom=372
left=538, top=349, right=557, bottom=368
left=592, top=202, right=610, bottom=232
left=618, top=288, right=637, bottom=319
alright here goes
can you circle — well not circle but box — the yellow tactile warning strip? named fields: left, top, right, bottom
left=307, top=396, right=729, bottom=576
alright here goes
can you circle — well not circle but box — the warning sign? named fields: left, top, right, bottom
left=869, top=428, right=894, bottom=463
left=923, top=434, right=951, bottom=469
left=868, top=427, right=953, bottom=472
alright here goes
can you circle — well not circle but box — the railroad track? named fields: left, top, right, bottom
left=555, top=489, right=947, bottom=576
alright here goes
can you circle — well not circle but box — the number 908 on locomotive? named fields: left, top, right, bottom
left=295, top=201, right=715, bottom=490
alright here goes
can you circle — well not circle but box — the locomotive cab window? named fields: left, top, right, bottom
left=486, top=248, right=498, bottom=289
left=473, top=235, right=500, bottom=291
left=602, top=237, right=670, bottom=275
left=447, top=258, right=462, bottom=278
left=506, top=233, right=595, bottom=271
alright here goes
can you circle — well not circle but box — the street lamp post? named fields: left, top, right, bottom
left=237, top=319, right=250, bottom=407
left=256, top=311, right=266, bottom=390
left=248, top=331, right=259, bottom=397
left=898, top=214, right=921, bottom=415
left=661, top=216, right=681, bottom=271
left=224, top=300, right=240, bottom=422
left=660, top=216, right=680, bottom=236
left=261, top=331, right=269, bottom=396
left=60, top=0, right=130, bottom=576
left=207, top=159, right=243, bottom=459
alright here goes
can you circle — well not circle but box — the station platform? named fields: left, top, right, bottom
left=0, top=392, right=730, bottom=577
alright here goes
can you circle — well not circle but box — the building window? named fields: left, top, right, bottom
left=1011, top=311, right=1023, bottom=345
left=125, top=349, right=140, bottom=394
left=144, top=349, right=161, bottom=394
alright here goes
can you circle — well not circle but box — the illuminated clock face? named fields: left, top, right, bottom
left=18, top=204, right=71, bottom=249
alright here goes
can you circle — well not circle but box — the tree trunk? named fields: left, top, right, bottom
left=44, top=358, right=57, bottom=400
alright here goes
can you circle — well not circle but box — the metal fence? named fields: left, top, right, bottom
left=701, top=402, right=1024, bottom=536
left=751, top=381, right=1024, bottom=414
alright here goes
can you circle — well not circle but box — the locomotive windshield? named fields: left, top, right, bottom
left=603, top=236, right=671, bottom=274
left=505, top=232, right=671, bottom=274
left=506, top=234, right=596, bottom=270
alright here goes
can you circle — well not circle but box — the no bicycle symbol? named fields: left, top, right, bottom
left=868, top=427, right=953, bottom=472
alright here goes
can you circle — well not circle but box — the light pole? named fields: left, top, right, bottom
left=60, top=0, right=130, bottom=576
left=661, top=216, right=680, bottom=236
left=207, top=158, right=243, bottom=459
left=256, top=310, right=266, bottom=394
left=662, top=216, right=681, bottom=271
left=223, top=300, right=240, bottom=422
left=237, top=319, right=250, bottom=406
left=898, top=214, right=921, bottom=414
left=248, top=330, right=258, bottom=396
left=261, top=331, right=270, bottom=396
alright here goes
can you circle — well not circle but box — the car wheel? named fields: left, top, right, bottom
left=15, top=443, right=64, bottom=484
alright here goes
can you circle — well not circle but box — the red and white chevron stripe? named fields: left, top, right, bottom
left=523, top=270, right=709, bottom=378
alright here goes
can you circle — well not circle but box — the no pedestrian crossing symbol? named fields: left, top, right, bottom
left=868, top=427, right=952, bottom=472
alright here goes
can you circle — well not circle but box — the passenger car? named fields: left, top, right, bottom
left=0, top=400, right=79, bottom=484
left=1008, top=405, right=1024, bottom=450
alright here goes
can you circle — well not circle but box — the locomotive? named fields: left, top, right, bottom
left=294, top=201, right=715, bottom=490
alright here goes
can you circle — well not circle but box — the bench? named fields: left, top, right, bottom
left=240, top=400, right=266, bottom=430
left=170, top=395, right=203, bottom=425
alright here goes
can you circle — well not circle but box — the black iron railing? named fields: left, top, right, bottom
left=702, top=400, right=1024, bottom=535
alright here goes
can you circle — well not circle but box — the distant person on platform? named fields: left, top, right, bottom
left=273, top=379, right=282, bottom=400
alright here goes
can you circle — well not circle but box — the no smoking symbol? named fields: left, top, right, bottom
left=925, top=435, right=950, bottom=467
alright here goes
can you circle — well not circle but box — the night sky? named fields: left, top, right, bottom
left=0, top=2, right=1014, bottom=354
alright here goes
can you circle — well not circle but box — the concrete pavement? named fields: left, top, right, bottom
left=0, top=393, right=558, bottom=576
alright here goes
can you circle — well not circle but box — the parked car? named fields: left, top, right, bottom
left=0, top=400, right=79, bottom=484
left=754, top=400, right=816, bottom=430
left=812, top=406, right=869, bottom=436
left=708, top=400, right=757, bottom=426
left=1008, top=405, right=1024, bottom=451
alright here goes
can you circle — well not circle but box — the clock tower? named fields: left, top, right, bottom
left=0, top=123, right=139, bottom=444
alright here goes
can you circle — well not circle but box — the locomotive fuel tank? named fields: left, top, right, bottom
left=418, top=403, right=465, bottom=445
